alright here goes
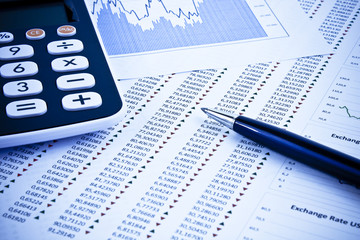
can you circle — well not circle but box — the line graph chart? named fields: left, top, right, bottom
left=89, top=0, right=283, bottom=55
left=91, top=0, right=202, bottom=29
left=85, top=0, right=327, bottom=79
left=312, top=68, right=360, bottom=132
left=339, top=106, right=360, bottom=120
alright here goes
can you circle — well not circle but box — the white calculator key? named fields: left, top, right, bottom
left=62, top=92, right=102, bottom=111
left=0, top=44, right=34, bottom=60
left=6, top=99, right=47, bottom=119
left=3, top=79, right=43, bottom=98
left=0, top=32, right=14, bottom=44
left=0, top=61, right=38, bottom=78
left=57, top=73, right=95, bottom=91
left=51, top=56, right=89, bottom=73
left=47, top=39, right=83, bottom=55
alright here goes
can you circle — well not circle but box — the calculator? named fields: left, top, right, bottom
left=0, top=0, right=124, bottom=148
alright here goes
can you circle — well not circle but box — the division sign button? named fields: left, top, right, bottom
left=47, top=39, right=83, bottom=55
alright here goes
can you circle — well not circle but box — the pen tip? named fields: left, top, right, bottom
left=200, top=108, right=234, bottom=129
left=201, top=108, right=212, bottom=115
left=201, top=107, right=208, bottom=113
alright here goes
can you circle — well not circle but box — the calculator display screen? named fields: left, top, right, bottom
left=0, top=0, right=74, bottom=29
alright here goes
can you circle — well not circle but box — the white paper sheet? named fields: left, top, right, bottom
left=86, top=0, right=331, bottom=79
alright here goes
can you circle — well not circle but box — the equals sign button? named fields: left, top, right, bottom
left=57, top=73, right=95, bottom=91
left=6, top=99, right=47, bottom=118
left=17, top=102, right=36, bottom=111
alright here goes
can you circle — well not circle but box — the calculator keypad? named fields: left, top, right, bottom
left=1, top=25, right=102, bottom=122
left=0, top=0, right=123, bottom=148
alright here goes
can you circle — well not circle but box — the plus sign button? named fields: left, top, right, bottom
left=62, top=92, right=102, bottom=111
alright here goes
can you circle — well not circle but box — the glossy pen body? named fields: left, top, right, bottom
left=201, top=108, right=360, bottom=185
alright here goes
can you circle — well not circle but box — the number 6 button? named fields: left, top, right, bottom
left=0, top=61, right=38, bottom=78
left=3, top=79, right=43, bottom=98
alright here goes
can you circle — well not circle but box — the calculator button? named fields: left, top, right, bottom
left=0, top=61, right=38, bottom=78
left=57, top=73, right=95, bottom=91
left=26, top=28, right=45, bottom=40
left=51, top=56, right=89, bottom=73
left=0, top=44, right=34, bottom=60
left=6, top=99, right=47, bottom=119
left=57, top=25, right=76, bottom=37
left=0, top=32, right=14, bottom=44
left=62, top=92, right=102, bottom=111
left=47, top=39, right=83, bottom=55
left=3, top=79, right=43, bottom=98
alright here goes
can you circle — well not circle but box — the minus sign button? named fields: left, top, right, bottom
left=57, top=73, right=95, bottom=91
left=67, top=78, right=85, bottom=83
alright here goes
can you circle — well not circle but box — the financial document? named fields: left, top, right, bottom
left=86, top=0, right=331, bottom=78
left=1, top=0, right=360, bottom=240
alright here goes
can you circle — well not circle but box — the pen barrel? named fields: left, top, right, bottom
left=233, top=116, right=360, bottom=185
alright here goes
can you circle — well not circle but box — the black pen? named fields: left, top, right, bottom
left=201, top=108, right=360, bottom=185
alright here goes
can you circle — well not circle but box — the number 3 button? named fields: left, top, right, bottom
left=3, top=79, right=43, bottom=98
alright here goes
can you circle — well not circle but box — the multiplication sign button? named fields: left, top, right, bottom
left=62, top=92, right=102, bottom=111
left=51, top=56, right=89, bottom=72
